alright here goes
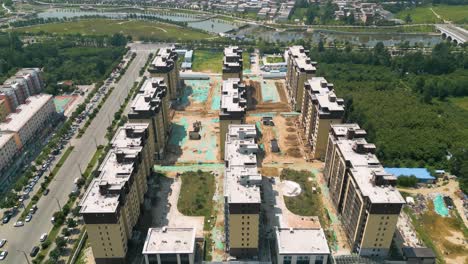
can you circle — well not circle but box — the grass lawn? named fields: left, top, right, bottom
left=289, top=7, right=308, bottom=22
left=13, top=19, right=214, bottom=41
left=404, top=203, right=468, bottom=263
left=450, top=96, right=468, bottom=111
left=280, top=169, right=329, bottom=226
left=192, top=50, right=224, bottom=73
left=266, top=56, right=285, bottom=63
left=395, top=5, right=468, bottom=24
left=177, top=171, right=215, bottom=223
left=242, top=52, right=251, bottom=70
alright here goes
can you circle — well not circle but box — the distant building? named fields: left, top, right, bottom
left=219, top=79, right=247, bottom=159
left=143, top=227, right=197, bottom=264
left=149, top=47, right=181, bottom=100
left=286, top=46, right=316, bottom=112
left=0, top=94, right=55, bottom=149
left=323, top=124, right=405, bottom=257
left=224, top=124, right=261, bottom=258
left=80, top=123, right=154, bottom=264
left=275, top=227, right=330, bottom=264
left=222, top=46, right=243, bottom=81
left=0, top=68, right=44, bottom=111
left=300, top=77, right=344, bottom=160
left=128, top=78, right=171, bottom=161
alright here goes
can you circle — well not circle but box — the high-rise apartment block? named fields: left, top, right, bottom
left=143, top=227, right=196, bottom=264
left=224, top=124, right=261, bottom=258
left=222, top=46, right=243, bottom=81
left=0, top=94, right=55, bottom=149
left=323, top=124, right=405, bottom=257
left=300, top=77, right=344, bottom=160
left=285, top=46, right=316, bottom=112
left=0, top=68, right=44, bottom=111
left=0, top=95, right=12, bottom=122
left=219, top=79, right=247, bottom=159
left=128, top=78, right=171, bottom=161
left=80, top=123, right=154, bottom=264
left=148, top=47, right=180, bottom=100
left=0, top=132, right=17, bottom=176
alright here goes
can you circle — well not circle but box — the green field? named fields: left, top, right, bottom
left=242, top=51, right=251, bottom=70
left=396, top=5, right=468, bottom=24
left=177, top=171, right=215, bottom=219
left=192, top=49, right=224, bottom=73
left=266, top=56, right=285, bottom=63
left=290, top=7, right=308, bottom=22
left=450, top=96, right=468, bottom=111
left=315, top=25, right=436, bottom=33
left=13, top=19, right=214, bottom=41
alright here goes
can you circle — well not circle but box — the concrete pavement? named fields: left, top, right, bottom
left=0, top=46, right=154, bottom=264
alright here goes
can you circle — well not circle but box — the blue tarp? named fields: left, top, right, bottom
left=384, top=168, right=436, bottom=180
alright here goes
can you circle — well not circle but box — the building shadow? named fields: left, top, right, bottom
left=173, top=82, right=193, bottom=111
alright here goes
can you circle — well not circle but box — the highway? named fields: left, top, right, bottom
left=0, top=45, right=156, bottom=264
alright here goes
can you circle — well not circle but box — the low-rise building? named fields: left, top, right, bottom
left=323, top=124, right=405, bottom=257
left=219, top=79, right=247, bottom=158
left=286, top=46, right=317, bottom=112
left=275, top=227, right=330, bottom=264
left=300, top=77, right=344, bottom=160
left=128, top=78, right=171, bottom=161
left=222, top=46, right=243, bottom=81
left=224, top=124, right=261, bottom=259
left=80, top=123, right=153, bottom=264
left=0, top=94, right=55, bottom=149
left=149, top=47, right=181, bottom=100
left=143, top=227, right=197, bottom=264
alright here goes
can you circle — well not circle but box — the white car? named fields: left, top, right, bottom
left=25, top=214, right=32, bottom=222
left=39, top=233, right=48, bottom=242
left=0, top=251, right=7, bottom=260
left=0, top=239, right=6, bottom=248
left=14, top=221, right=24, bottom=227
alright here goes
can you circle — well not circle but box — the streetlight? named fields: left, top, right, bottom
left=77, top=163, right=83, bottom=176
left=53, top=197, right=62, bottom=211
left=15, top=249, right=31, bottom=264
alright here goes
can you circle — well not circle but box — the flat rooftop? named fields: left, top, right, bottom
left=276, top=227, right=330, bottom=255
left=220, top=79, right=246, bottom=115
left=151, top=46, right=178, bottom=68
left=143, top=227, right=196, bottom=255
left=0, top=94, right=53, bottom=132
left=287, top=46, right=316, bottom=73
left=331, top=124, right=405, bottom=204
left=224, top=124, right=261, bottom=204
left=305, top=77, right=344, bottom=114
left=130, top=78, right=166, bottom=113
left=223, top=46, right=242, bottom=69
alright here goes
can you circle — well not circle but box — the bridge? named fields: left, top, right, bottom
left=435, top=24, right=468, bottom=45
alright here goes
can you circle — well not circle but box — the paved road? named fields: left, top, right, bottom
left=0, top=47, right=153, bottom=264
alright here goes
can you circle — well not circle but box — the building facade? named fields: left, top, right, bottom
left=275, top=227, right=330, bottom=264
left=323, top=124, right=405, bottom=257
left=128, top=78, right=171, bottom=161
left=0, top=132, right=17, bottom=175
left=222, top=46, right=243, bottom=81
left=0, top=68, right=44, bottom=111
left=143, top=227, right=196, bottom=264
left=0, top=94, right=55, bottom=149
left=285, top=46, right=316, bottom=112
left=219, top=79, right=247, bottom=159
left=0, top=95, right=12, bottom=122
left=224, top=124, right=261, bottom=258
left=149, top=47, right=181, bottom=100
left=300, top=77, right=344, bottom=160
left=80, top=123, right=154, bottom=264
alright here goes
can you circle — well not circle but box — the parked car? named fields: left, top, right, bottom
left=29, top=246, right=39, bottom=257
left=39, top=233, right=48, bottom=242
left=1, top=216, right=10, bottom=224
left=0, top=251, right=7, bottom=260
left=30, top=205, right=38, bottom=214
left=25, top=214, right=32, bottom=222
left=43, top=189, right=50, bottom=196
left=0, top=239, right=6, bottom=248
left=14, top=221, right=24, bottom=227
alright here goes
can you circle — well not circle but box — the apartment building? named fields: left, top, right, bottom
left=0, top=68, right=44, bottom=111
left=0, top=94, right=55, bottom=149
left=222, top=46, right=243, bottom=81
left=300, top=77, right=344, bottom=160
left=285, top=46, right=317, bottom=112
left=149, top=47, right=180, bottom=100
left=323, top=124, right=405, bottom=257
left=80, top=123, right=153, bottom=264
left=224, top=124, right=261, bottom=258
left=219, top=79, right=247, bottom=159
left=275, top=227, right=330, bottom=264
left=0, top=95, right=12, bottom=121
left=0, top=132, right=17, bottom=175
left=128, top=78, right=171, bottom=161
left=143, top=227, right=196, bottom=264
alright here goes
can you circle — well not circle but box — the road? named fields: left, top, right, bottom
left=0, top=45, right=156, bottom=264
